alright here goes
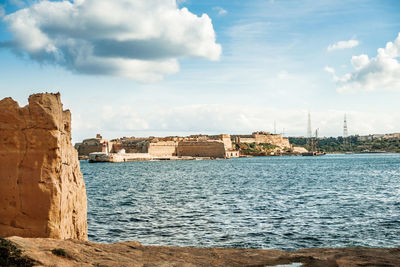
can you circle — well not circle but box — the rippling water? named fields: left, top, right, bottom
left=81, top=154, right=400, bottom=250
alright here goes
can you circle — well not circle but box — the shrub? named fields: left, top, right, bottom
left=51, top=248, right=73, bottom=259
left=0, top=238, right=36, bottom=266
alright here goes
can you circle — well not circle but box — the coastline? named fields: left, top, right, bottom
left=5, top=236, right=400, bottom=267
left=1, top=94, right=398, bottom=266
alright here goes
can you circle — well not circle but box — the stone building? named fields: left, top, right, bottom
left=231, top=131, right=291, bottom=149
left=76, top=134, right=239, bottom=159
left=74, top=134, right=111, bottom=156
left=148, top=140, right=179, bottom=157
left=177, top=140, right=238, bottom=158
left=75, top=131, right=295, bottom=160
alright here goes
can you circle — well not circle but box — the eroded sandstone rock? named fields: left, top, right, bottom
left=0, top=93, right=87, bottom=240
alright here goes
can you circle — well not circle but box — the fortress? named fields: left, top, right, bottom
left=232, top=131, right=291, bottom=147
left=75, top=132, right=292, bottom=162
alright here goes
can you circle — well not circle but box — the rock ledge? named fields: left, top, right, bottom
left=6, top=237, right=400, bottom=267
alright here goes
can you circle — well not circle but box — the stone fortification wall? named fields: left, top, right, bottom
left=231, top=135, right=255, bottom=144
left=254, top=134, right=290, bottom=148
left=110, top=137, right=155, bottom=154
left=232, top=135, right=253, bottom=139
left=237, top=137, right=257, bottom=144
left=112, top=137, right=235, bottom=158
left=75, top=139, right=103, bottom=156
left=75, top=138, right=113, bottom=156
left=232, top=133, right=290, bottom=148
left=177, top=141, right=226, bottom=158
left=208, top=134, right=233, bottom=150
left=148, top=141, right=178, bottom=157
left=78, top=134, right=240, bottom=159
left=0, top=93, right=87, bottom=240
left=188, top=135, right=208, bottom=141
left=159, top=136, right=184, bottom=142
left=112, top=141, right=149, bottom=153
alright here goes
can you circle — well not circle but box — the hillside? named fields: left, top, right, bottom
left=289, top=136, right=400, bottom=153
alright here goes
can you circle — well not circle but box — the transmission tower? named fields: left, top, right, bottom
left=307, top=112, right=314, bottom=151
left=307, top=112, right=312, bottom=138
left=343, top=114, right=348, bottom=147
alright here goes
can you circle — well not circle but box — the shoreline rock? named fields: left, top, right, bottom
left=0, top=93, right=87, bottom=240
left=4, top=236, right=400, bottom=267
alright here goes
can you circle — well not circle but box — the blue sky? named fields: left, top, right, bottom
left=0, top=0, right=399, bottom=142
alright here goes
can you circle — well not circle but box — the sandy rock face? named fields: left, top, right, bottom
left=0, top=93, right=87, bottom=240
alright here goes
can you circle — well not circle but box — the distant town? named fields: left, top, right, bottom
left=74, top=132, right=309, bottom=162
left=74, top=131, right=400, bottom=162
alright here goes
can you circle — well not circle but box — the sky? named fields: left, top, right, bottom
left=0, top=0, right=400, bottom=143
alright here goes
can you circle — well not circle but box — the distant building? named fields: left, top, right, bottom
left=75, top=134, right=240, bottom=159
left=384, top=133, right=400, bottom=139
left=74, top=135, right=111, bottom=156
left=231, top=132, right=291, bottom=148
left=75, top=131, right=297, bottom=160
left=356, top=133, right=400, bottom=141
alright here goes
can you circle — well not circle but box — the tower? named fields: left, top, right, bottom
left=343, top=114, right=348, bottom=148
left=307, top=112, right=314, bottom=151
left=307, top=112, right=312, bottom=138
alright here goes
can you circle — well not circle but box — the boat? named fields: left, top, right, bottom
left=302, top=151, right=326, bottom=156
left=302, top=128, right=326, bottom=156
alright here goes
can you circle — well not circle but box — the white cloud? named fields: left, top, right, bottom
left=2, top=0, right=221, bottom=82
left=324, top=66, right=351, bottom=83
left=73, top=104, right=304, bottom=140
left=327, top=39, right=359, bottom=51
left=277, top=70, right=289, bottom=79
left=324, top=66, right=334, bottom=74
left=72, top=103, right=400, bottom=143
left=100, top=105, right=149, bottom=131
left=213, top=7, right=228, bottom=16
left=326, top=33, right=400, bottom=93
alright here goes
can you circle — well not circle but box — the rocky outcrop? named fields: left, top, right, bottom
left=5, top=236, right=400, bottom=267
left=293, top=146, right=308, bottom=154
left=0, top=93, right=87, bottom=240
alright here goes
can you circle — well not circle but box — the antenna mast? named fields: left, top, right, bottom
left=315, top=128, right=319, bottom=152
left=343, top=114, right=348, bottom=147
left=307, top=112, right=314, bottom=152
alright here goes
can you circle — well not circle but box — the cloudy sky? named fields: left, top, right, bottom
left=0, top=0, right=399, bottom=142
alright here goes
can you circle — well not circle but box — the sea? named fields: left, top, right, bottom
left=81, top=153, right=400, bottom=250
